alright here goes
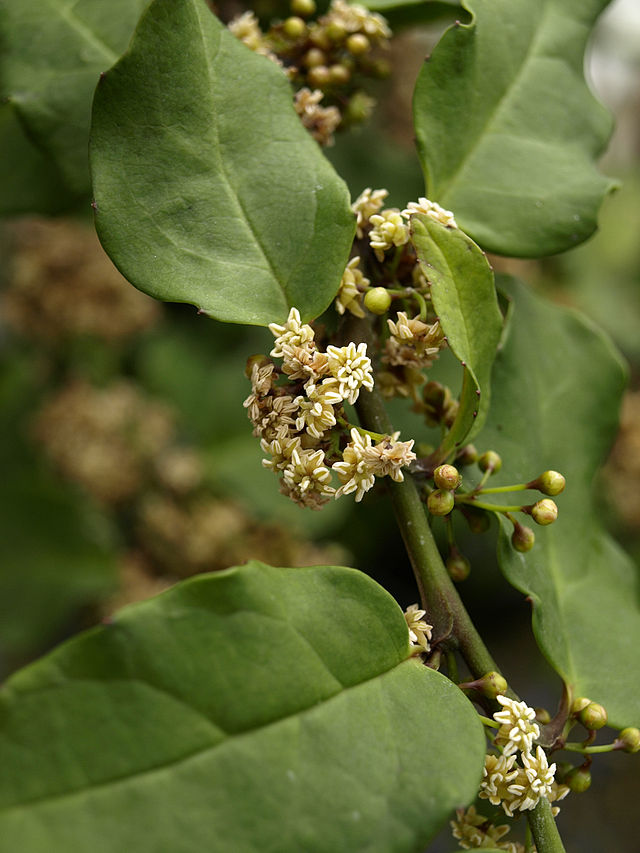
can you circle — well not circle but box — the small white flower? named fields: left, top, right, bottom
left=403, top=604, right=432, bottom=652
left=281, top=446, right=335, bottom=509
left=363, top=432, right=416, bottom=483
left=402, top=197, right=457, bottom=228
left=493, top=695, right=541, bottom=757
left=332, top=428, right=377, bottom=501
left=351, top=187, right=388, bottom=238
left=295, top=382, right=341, bottom=439
left=479, top=752, right=520, bottom=808
left=518, top=746, right=556, bottom=809
left=269, top=308, right=315, bottom=358
left=369, top=209, right=410, bottom=260
left=326, top=341, right=374, bottom=404
left=260, top=430, right=301, bottom=472
left=335, top=256, right=369, bottom=318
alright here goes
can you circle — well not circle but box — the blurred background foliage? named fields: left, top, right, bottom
left=0, top=0, right=638, bottom=848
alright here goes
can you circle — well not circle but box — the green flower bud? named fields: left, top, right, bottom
left=535, top=707, right=551, bottom=725
left=617, top=727, right=640, bottom=753
left=283, top=16, right=307, bottom=39
left=364, top=286, right=392, bottom=315
left=529, top=498, right=558, bottom=526
left=290, top=0, right=316, bottom=17
left=571, top=696, right=591, bottom=715
left=478, top=450, right=502, bottom=473
left=328, top=63, right=351, bottom=85
left=512, top=522, right=535, bottom=552
left=346, top=33, right=370, bottom=55
left=371, top=58, right=392, bottom=78
left=309, top=27, right=331, bottom=50
left=455, top=444, right=479, bottom=467
left=566, top=766, right=592, bottom=793
left=326, top=20, right=347, bottom=42
left=307, top=65, right=331, bottom=87
left=303, top=47, right=325, bottom=68
left=460, top=504, right=491, bottom=534
left=434, top=464, right=462, bottom=491
left=477, top=671, right=508, bottom=700
left=446, top=549, right=470, bottom=582
left=578, top=702, right=608, bottom=731
left=427, top=489, right=454, bottom=516
left=343, top=91, right=375, bottom=124
left=530, top=470, right=566, bottom=496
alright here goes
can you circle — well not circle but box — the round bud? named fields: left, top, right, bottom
left=512, top=522, right=535, bottom=552
left=617, top=727, right=640, bottom=753
left=244, top=353, right=270, bottom=379
left=535, top=707, right=551, bottom=725
left=571, top=696, right=591, bottom=715
left=578, top=702, right=608, bottom=731
left=290, top=0, right=316, bottom=17
left=343, top=91, right=374, bottom=123
left=434, top=464, right=462, bottom=491
left=530, top=498, right=558, bottom=526
left=364, top=286, right=392, bottom=315
left=532, top=470, right=566, bottom=496
left=460, top=505, right=491, bottom=534
left=309, top=27, right=331, bottom=50
left=303, top=47, right=325, bottom=68
left=478, top=450, right=502, bottom=474
left=478, top=671, right=508, bottom=700
left=371, top=58, right=392, bottom=78
left=307, top=65, right=331, bottom=87
left=446, top=550, right=470, bottom=582
left=427, top=489, right=455, bottom=516
left=455, top=444, right=479, bottom=467
left=566, top=766, right=592, bottom=793
left=326, top=20, right=347, bottom=42
left=346, top=33, right=370, bottom=55
left=328, top=63, right=351, bottom=85
left=283, top=16, right=307, bottom=39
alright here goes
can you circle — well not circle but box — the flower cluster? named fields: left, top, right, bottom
left=450, top=805, right=522, bottom=852
left=244, top=308, right=416, bottom=509
left=385, top=312, right=446, bottom=370
left=403, top=604, right=432, bottom=653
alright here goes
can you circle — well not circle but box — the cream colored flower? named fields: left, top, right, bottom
left=252, top=394, right=299, bottom=440
left=260, top=430, right=302, bottom=472
left=516, top=746, right=556, bottom=812
left=363, top=432, right=416, bottom=482
left=352, top=188, right=388, bottom=238
left=324, top=0, right=391, bottom=41
left=326, top=341, right=374, bottom=404
left=493, top=695, right=541, bottom=757
left=385, top=313, right=445, bottom=370
left=403, top=604, right=432, bottom=652
left=269, top=307, right=315, bottom=358
left=280, top=343, right=330, bottom=383
left=295, top=382, right=341, bottom=439
left=294, top=88, right=341, bottom=147
left=479, top=752, right=520, bottom=809
left=335, top=256, right=369, bottom=318
left=332, top=428, right=377, bottom=501
left=281, top=446, right=335, bottom=509
left=369, top=209, right=410, bottom=260
left=450, top=805, right=517, bottom=852
left=402, top=196, right=457, bottom=228
left=228, top=11, right=267, bottom=53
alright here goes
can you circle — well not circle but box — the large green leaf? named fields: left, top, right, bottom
left=478, top=279, right=640, bottom=728
left=413, top=0, right=616, bottom=257
left=90, top=0, right=355, bottom=327
left=0, top=0, right=148, bottom=196
left=412, top=214, right=503, bottom=454
left=361, top=0, right=462, bottom=28
left=0, top=561, right=485, bottom=851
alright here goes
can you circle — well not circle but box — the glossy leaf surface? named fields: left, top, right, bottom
left=90, top=0, right=355, bottom=326
left=0, top=0, right=148, bottom=195
left=479, top=279, right=639, bottom=727
left=412, top=214, right=502, bottom=452
left=0, top=561, right=485, bottom=851
left=413, top=0, right=615, bottom=257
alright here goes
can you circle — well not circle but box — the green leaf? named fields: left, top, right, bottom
left=362, top=0, right=462, bottom=28
left=0, top=0, right=149, bottom=196
left=413, top=0, right=616, bottom=257
left=0, top=562, right=486, bottom=851
left=90, top=0, right=355, bottom=327
left=479, top=278, right=640, bottom=727
left=412, top=214, right=503, bottom=452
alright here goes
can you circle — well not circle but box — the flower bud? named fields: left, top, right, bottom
left=244, top=353, right=271, bottom=379
left=371, top=58, right=392, bottom=78
left=578, top=702, right=608, bottom=730
left=427, top=489, right=454, bottom=516
left=530, top=470, right=566, bottom=496
left=343, top=91, right=374, bottom=123
left=303, top=47, right=325, bottom=68
left=455, top=444, right=479, bottom=466
left=617, top=727, right=640, bottom=753
left=283, top=16, right=307, bottom=39
left=328, top=63, right=351, bottom=85
left=460, top=504, right=491, bottom=534
left=307, top=65, right=331, bottom=87
left=571, top=696, right=591, bottom=715
left=290, top=0, right=316, bottom=17
left=309, top=27, right=331, bottom=50
left=364, top=286, right=392, bottom=315
left=346, top=33, right=370, bottom=55
left=535, top=707, right=551, bottom=725
left=446, top=549, right=470, bottom=581
left=478, top=450, right=502, bottom=473
left=326, top=20, right=347, bottom=42
left=477, top=671, right=508, bottom=700
left=434, top=464, right=461, bottom=491
left=527, top=498, right=558, bottom=525
left=566, top=766, right=592, bottom=793
left=512, top=522, right=535, bottom=552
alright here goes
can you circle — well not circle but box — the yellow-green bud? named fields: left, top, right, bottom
left=328, top=63, right=351, bottom=85
left=283, top=16, right=307, bottom=39
left=531, top=470, right=566, bottom=496
left=446, top=550, right=470, bottom=582
left=478, top=671, right=508, bottom=700
left=346, top=33, right=370, bottom=55
left=303, top=47, right=325, bottom=68
left=364, top=286, right=391, bottom=315
left=244, top=353, right=271, bottom=379
left=571, top=696, right=591, bottom=715
left=512, top=522, right=535, bottom=552
left=535, top=707, right=551, bottom=725
left=529, top=498, right=558, bottom=526
left=618, top=727, right=640, bottom=753
left=290, top=0, right=316, bottom=17
left=343, top=91, right=374, bottom=123
left=434, top=464, right=462, bottom=491
left=455, top=444, right=479, bottom=466
left=307, top=65, right=331, bottom=87
left=326, top=20, right=347, bottom=42
left=371, top=58, right=392, bottom=78
left=578, top=702, right=608, bottom=730
left=427, top=489, right=454, bottom=516
left=566, top=766, right=592, bottom=793
left=478, top=450, right=502, bottom=473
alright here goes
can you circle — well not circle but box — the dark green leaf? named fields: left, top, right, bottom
left=479, top=278, right=639, bottom=727
left=412, top=214, right=502, bottom=451
left=413, top=0, right=616, bottom=257
left=0, top=0, right=148, bottom=196
left=90, top=0, right=355, bottom=326
left=0, top=562, right=485, bottom=851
